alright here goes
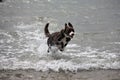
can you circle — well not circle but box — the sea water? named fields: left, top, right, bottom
left=0, top=0, right=120, bottom=72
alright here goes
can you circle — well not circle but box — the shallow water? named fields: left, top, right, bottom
left=0, top=0, right=120, bottom=72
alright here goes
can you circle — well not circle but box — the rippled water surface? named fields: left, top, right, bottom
left=0, top=0, right=120, bottom=72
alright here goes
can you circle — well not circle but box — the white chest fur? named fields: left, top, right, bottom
left=61, top=37, right=67, bottom=45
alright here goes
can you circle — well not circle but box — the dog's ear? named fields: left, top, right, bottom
left=68, top=22, right=73, bottom=28
left=65, top=23, right=68, bottom=31
left=65, top=23, right=68, bottom=28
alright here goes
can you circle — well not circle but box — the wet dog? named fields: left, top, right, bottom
left=44, top=22, right=75, bottom=53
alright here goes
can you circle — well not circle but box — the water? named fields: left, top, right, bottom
left=0, top=0, right=120, bottom=72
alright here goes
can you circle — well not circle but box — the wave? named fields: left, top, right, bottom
left=0, top=23, right=120, bottom=72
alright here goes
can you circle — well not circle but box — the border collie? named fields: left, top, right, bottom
left=44, top=22, right=75, bottom=53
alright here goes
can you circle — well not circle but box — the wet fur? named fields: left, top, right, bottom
left=44, top=22, right=75, bottom=53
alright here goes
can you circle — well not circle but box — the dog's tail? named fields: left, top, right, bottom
left=44, top=23, right=51, bottom=37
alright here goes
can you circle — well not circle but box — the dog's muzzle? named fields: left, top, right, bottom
left=64, top=31, right=74, bottom=38
left=69, top=31, right=74, bottom=38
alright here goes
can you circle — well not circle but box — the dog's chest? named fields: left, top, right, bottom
left=61, top=37, right=70, bottom=45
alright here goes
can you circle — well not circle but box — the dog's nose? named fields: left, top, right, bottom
left=72, top=34, right=74, bottom=36
left=71, top=34, right=74, bottom=38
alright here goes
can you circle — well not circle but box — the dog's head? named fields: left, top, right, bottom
left=63, top=22, right=75, bottom=38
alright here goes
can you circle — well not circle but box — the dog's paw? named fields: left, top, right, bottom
left=60, top=49, right=64, bottom=52
left=47, top=50, right=49, bottom=53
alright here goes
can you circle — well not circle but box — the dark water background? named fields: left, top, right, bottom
left=0, top=0, right=120, bottom=71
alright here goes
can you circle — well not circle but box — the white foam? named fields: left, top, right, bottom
left=67, top=44, right=80, bottom=48
left=114, top=42, right=120, bottom=44
left=37, top=41, right=48, bottom=57
left=0, top=51, right=120, bottom=72
left=1, top=55, right=120, bottom=71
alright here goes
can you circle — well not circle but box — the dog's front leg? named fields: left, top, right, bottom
left=60, top=42, right=64, bottom=51
left=58, top=42, right=64, bottom=51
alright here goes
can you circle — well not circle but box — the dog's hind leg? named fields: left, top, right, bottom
left=47, top=47, right=50, bottom=53
left=47, top=45, right=51, bottom=53
left=47, top=49, right=49, bottom=53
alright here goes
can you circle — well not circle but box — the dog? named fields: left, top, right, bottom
left=44, top=22, right=75, bottom=53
